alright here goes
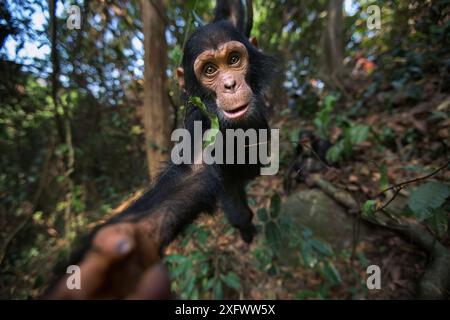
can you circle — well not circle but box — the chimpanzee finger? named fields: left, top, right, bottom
left=73, top=223, right=138, bottom=297
left=48, top=223, right=138, bottom=299
left=91, top=222, right=137, bottom=258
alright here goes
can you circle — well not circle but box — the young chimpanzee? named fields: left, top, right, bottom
left=47, top=0, right=276, bottom=299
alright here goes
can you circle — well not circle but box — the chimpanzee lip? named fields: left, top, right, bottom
left=223, top=103, right=249, bottom=119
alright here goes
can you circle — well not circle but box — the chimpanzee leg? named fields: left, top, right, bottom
left=220, top=181, right=257, bottom=244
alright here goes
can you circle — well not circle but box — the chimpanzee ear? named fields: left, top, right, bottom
left=249, top=36, right=259, bottom=49
left=176, top=67, right=185, bottom=89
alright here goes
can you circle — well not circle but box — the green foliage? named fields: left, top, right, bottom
left=313, top=94, right=337, bottom=140
left=265, top=221, right=282, bottom=251
left=220, top=272, right=241, bottom=290
left=257, top=208, right=268, bottom=222
left=259, top=194, right=283, bottom=251
left=425, top=207, right=449, bottom=239
left=254, top=193, right=342, bottom=296
left=252, top=246, right=278, bottom=275
left=326, top=123, right=369, bottom=163
left=166, top=224, right=241, bottom=299
left=362, top=200, right=376, bottom=220
left=169, top=45, right=183, bottom=67
left=311, top=93, right=370, bottom=164
left=320, top=261, right=342, bottom=286
left=188, top=96, right=220, bottom=148
left=379, top=162, right=389, bottom=191
left=363, top=179, right=449, bottom=239
left=407, top=182, right=450, bottom=221
left=269, top=193, right=281, bottom=219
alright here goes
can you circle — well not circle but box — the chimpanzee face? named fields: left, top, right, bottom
left=177, top=21, right=276, bottom=126
left=193, top=40, right=252, bottom=119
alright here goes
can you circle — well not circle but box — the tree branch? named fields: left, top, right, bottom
left=376, top=160, right=450, bottom=197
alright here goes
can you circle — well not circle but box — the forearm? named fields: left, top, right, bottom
left=111, top=163, right=222, bottom=248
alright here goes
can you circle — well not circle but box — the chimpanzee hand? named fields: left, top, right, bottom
left=47, top=219, right=172, bottom=299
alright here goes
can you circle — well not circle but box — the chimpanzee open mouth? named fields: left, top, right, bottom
left=223, top=103, right=249, bottom=119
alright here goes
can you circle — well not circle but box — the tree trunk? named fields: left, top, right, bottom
left=140, top=0, right=171, bottom=179
left=327, top=0, right=344, bottom=74
left=323, top=0, right=346, bottom=94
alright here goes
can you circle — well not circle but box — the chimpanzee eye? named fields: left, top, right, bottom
left=204, top=64, right=217, bottom=76
left=229, top=53, right=240, bottom=65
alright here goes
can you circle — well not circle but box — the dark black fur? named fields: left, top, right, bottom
left=176, top=5, right=276, bottom=243
left=213, top=0, right=253, bottom=38
left=213, top=0, right=245, bottom=34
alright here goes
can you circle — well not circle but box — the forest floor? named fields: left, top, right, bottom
left=1, top=93, right=448, bottom=300
left=166, top=92, right=449, bottom=299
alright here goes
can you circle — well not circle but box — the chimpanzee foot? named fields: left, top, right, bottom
left=239, top=223, right=257, bottom=244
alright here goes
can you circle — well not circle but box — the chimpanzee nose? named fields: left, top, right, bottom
left=224, top=77, right=237, bottom=91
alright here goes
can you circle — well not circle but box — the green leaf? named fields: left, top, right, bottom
left=407, top=182, right=450, bottom=221
left=296, top=289, right=318, bottom=299
left=289, top=127, right=301, bottom=144
left=257, top=208, right=268, bottom=222
left=299, top=240, right=317, bottom=268
left=349, top=124, right=369, bottom=145
left=265, top=221, right=282, bottom=249
left=320, top=262, right=342, bottom=286
left=326, top=141, right=344, bottom=163
left=204, top=278, right=215, bottom=290
left=324, top=94, right=337, bottom=109
left=270, top=193, right=281, bottom=219
left=356, top=251, right=370, bottom=268
left=170, top=265, right=186, bottom=278
left=199, top=263, right=210, bottom=277
left=379, top=162, right=389, bottom=191
left=189, top=96, right=206, bottom=112
left=191, top=288, right=199, bottom=300
left=197, top=229, right=210, bottom=245
left=425, top=207, right=448, bottom=238
left=188, top=96, right=220, bottom=148
left=313, top=93, right=337, bottom=139
left=184, top=273, right=196, bottom=297
left=301, top=227, right=313, bottom=239
left=213, top=280, right=223, bottom=299
left=362, top=200, right=376, bottom=219
left=165, top=254, right=187, bottom=264
left=169, top=45, right=183, bottom=66
left=310, top=239, right=334, bottom=257
left=220, top=272, right=241, bottom=290
left=204, top=121, right=220, bottom=148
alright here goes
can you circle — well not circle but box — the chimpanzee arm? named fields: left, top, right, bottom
left=47, top=162, right=222, bottom=299
left=220, top=179, right=257, bottom=243
left=110, top=162, right=223, bottom=248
